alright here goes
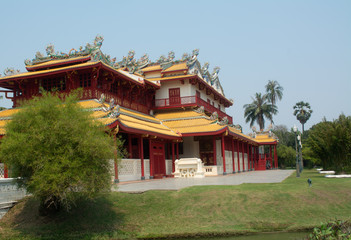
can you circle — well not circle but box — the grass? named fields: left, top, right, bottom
left=1, top=169, right=351, bottom=239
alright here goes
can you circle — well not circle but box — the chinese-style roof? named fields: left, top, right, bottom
left=0, top=61, right=98, bottom=81
left=253, top=133, right=278, bottom=144
left=161, top=62, right=188, bottom=73
left=26, top=56, right=92, bottom=71
left=155, top=108, right=277, bottom=144
left=141, top=65, right=163, bottom=72
left=154, top=110, right=204, bottom=120
left=0, top=99, right=181, bottom=140
left=145, top=74, right=197, bottom=82
left=0, top=61, right=159, bottom=90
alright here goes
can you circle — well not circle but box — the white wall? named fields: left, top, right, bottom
left=179, top=136, right=200, bottom=158
left=155, top=79, right=226, bottom=112
left=144, top=72, right=161, bottom=79
left=189, top=84, right=226, bottom=113
left=155, top=80, right=192, bottom=99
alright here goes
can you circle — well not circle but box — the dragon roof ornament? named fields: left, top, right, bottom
left=13, top=35, right=228, bottom=98
left=3, top=68, right=21, bottom=76
left=25, top=35, right=105, bottom=66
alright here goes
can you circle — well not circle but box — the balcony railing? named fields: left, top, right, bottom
left=154, top=95, right=233, bottom=123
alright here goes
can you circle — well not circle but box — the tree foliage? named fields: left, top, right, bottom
left=272, top=125, right=295, bottom=148
left=276, top=145, right=296, bottom=169
left=306, top=114, right=351, bottom=173
left=243, top=92, right=277, bottom=130
left=0, top=92, right=117, bottom=213
left=265, top=80, right=283, bottom=124
left=265, top=80, right=283, bottom=106
left=293, top=101, right=313, bottom=133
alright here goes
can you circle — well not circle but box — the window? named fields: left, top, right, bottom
left=79, top=73, right=91, bottom=88
left=42, top=76, right=66, bottom=92
left=169, top=88, right=180, bottom=105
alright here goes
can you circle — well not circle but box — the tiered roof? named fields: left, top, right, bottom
left=0, top=99, right=181, bottom=140
left=1, top=35, right=232, bottom=106
left=155, top=108, right=277, bottom=144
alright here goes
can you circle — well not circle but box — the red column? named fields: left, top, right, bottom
left=149, top=139, right=153, bottom=179
left=247, top=143, right=250, bottom=171
left=250, top=145, right=255, bottom=171
left=172, top=142, right=175, bottom=172
left=242, top=142, right=245, bottom=172
left=128, top=134, right=132, bottom=158
left=231, top=138, right=235, bottom=173
left=274, top=144, right=278, bottom=169
left=213, top=136, right=217, bottom=165
left=221, top=135, right=226, bottom=175
left=4, top=164, right=8, bottom=178
left=140, top=136, right=145, bottom=180
left=236, top=140, right=240, bottom=172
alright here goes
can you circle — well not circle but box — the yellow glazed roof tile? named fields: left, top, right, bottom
left=96, top=117, right=118, bottom=126
left=174, top=124, right=226, bottom=134
left=91, top=111, right=109, bottom=119
left=0, top=109, right=20, bottom=118
left=0, top=61, right=98, bottom=81
left=0, top=120, right=10, bottom=128
left=162, top=62, right=188, bottom=73
left=163, top=118, right=214, bottom=128
left=78, top=100, right=102, bottom=109
left=118, top=114, right=179, bottom=137
left=141, top=65, right=162, bottom=72
left=120, top=108, right=159, bottom=122
left=155, top=110, right=205, bottom=120
left=254, top=134, right=277, bottom=143
left=146, top=74, right=196, bottom=82
left=26, top=56, right=91, bottom=69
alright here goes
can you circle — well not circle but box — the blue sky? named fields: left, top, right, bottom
left=0, top=0, right=350, bottom=133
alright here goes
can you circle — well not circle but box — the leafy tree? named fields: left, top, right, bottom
left=243, top=92, right=277, bottom=130
left=265, top=80, right=283, bottom=124
left=272, top=125, right=295, bottom=148
left=307, top=114, right=351, bottom=173
left=276, top=145, right=295, bottom=169
left=0, top=92, right=117, bottom=214
left=293, top=101, right=313, bottom=133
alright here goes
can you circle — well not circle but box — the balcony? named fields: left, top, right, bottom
left=154, top=95, right=233, bottom=123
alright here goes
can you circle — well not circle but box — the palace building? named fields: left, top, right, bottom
left=0, top=36, right=278, bottom=181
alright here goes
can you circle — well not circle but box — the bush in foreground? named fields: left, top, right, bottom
left=0, top=92, right=116, bottom=214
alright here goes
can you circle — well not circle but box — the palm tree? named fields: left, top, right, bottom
left=293, top=101, right=313, bottom=133
left=265, top=80, right=283, bottom=124
left=243, top=93, right=277, bottom=131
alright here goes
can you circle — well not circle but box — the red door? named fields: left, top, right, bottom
left=151, top=142, right=166, bottom=178
left=169, top=88, right=180, bottom=105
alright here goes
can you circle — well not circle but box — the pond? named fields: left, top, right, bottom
left=180, top=231, right=309, bottom=240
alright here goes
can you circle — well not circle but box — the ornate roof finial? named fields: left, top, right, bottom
left=3, top=68, right=21, bottom=76
left=168, top=51, right=175, bottom=61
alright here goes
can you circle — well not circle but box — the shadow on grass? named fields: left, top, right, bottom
left=8, top=194, right=129, bottom=240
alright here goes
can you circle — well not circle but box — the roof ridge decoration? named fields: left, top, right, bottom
left=4, top=35, right=232, bottom=101
left=251, top=125, right=278, bottom=140
left=3, top=68, right=21, bottom=76
left=25, top=35, right=105, bottom=66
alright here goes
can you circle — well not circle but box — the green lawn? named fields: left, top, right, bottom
left=1, top=169, right=351, bottom=239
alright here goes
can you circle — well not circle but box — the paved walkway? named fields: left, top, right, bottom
left=115, top=170, right=295, bottom=193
